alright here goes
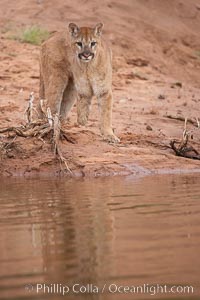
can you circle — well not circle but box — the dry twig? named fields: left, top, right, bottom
left=24, top=92, right=39, bottom=123
left=165, top=114, right=198, bottom=127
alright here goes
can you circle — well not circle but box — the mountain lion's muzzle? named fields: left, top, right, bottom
left=78, top=51, right=94, bottom=61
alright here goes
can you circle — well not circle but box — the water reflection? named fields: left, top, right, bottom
left=0, top=174, right=200, bottom=299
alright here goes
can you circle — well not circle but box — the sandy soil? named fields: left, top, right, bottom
left=1, top=0, right=200, bottom=177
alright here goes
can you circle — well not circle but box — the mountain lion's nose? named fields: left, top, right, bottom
left=83, top=52, right=90, bottom=58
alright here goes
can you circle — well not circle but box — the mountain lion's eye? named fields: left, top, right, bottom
left=76, top=42, right=83, bottom=47
left=91, top=41, right=96, bottom=47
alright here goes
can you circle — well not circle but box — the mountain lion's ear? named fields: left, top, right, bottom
left=94, top=23, right=104, bottom=36
left=68, top=23, right=80, bottom=37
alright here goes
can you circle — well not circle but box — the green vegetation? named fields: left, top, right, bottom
left=11, top=26, right=50, bottom=45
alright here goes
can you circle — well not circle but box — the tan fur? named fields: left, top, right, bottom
left=39, top=23, right=119, bottom=143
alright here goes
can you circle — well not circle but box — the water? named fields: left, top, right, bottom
left=0, top=174, right=200, bottom=300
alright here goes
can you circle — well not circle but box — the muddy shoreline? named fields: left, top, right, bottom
left=2, top=163, right=200, bottom=178
left=1, top=139, right=200, bottom=178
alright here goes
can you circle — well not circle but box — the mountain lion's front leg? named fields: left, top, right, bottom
left=98, top=90, right=120, bottom=143
left=77, top=95, right=92, bottom=126
left=44, top=75, right=68, bottom=153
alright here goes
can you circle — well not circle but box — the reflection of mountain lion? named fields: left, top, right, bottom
left=39, top=23, right=119, bottom=143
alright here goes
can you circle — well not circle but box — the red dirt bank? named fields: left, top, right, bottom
left=0, top=0, right=200, bottom=177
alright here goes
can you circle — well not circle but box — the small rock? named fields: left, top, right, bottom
left=158, top=94, right=166, bottom=100
left=146, top=125, right=153, bottom=131
left=5, top=117, right=11, bottom=122
left=125, top=80, right=132, bottom=84
left=175, top=82, right=182, bottom=88
left=119, top=98, right=127, bottom=103
left=7, top=152, right=15, bottom=158
left=196, top=4, right=200, bottom=10
left=171, top=82, right=182, bottom=88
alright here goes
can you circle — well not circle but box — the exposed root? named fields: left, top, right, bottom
left=0, top=136, right=16, bottom=152
left=55, top=141, right=73, bottom=174
left=0, top=136, right=22, bottom=159
left=0, top=122, right=49, bottom=138
left=53, top=113, right=60, bottom=154
left=170, top=140, right=200, bottom=159
left=0, top=94, right=75, bottom=174
left=170, top=117, right=200, bottom=160
left=46, top=107, right=53, bottom=127
left=0, top=119, right=75, bottom=173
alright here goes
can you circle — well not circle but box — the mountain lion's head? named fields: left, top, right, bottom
left=68, top=23, right=104, bottom=63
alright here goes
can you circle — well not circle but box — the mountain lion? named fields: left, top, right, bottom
left=39, top=22, right=119, bottom=143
